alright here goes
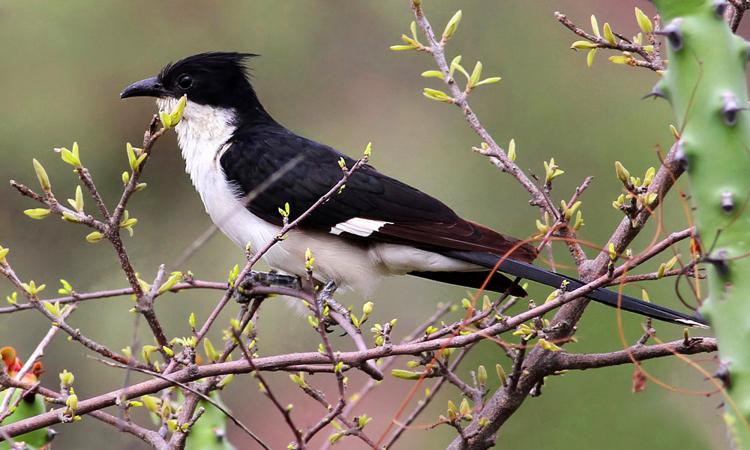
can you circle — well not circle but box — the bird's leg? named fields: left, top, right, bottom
left=316, top=281, right=339, bottom=333
left=235, top=270, right=302, bottom=304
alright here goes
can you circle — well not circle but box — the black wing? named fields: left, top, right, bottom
left=220, top=124, right=537, bottom=262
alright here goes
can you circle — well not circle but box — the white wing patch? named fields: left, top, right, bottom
left=330, top=218, right=391, bottom=237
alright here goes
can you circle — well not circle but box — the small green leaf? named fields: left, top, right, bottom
left=474, top=77, right=501, bottom=87
left=24, top=208, right=51, bottom=220
left=507, top=139, right=516, bottom=162
left=422, top=88, right=453, bottom=103
left=570, top=40, right=598, bottom=50
left=421, top=70, right=445, bottom=80
left=169, top=95, right=188, bottom=126
left=603, top=22, right=616, bottom=45
left=60, top=142, right=82, bottom=167
left=391, top=369, right=423, bottom=380
left=590, top=15, right=600, bottom=37
left=468, top=61, right=482, bottom=88
left=32, top=159, right=51, bottom=191
left=442, top=10, right=462, bottom=42
left=634, top=7, right=653, bottom=34
left=85, top=231, right=105, bottom=243
left=587, top=48, right=598, bottom=67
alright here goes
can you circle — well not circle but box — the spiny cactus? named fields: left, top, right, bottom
left=652, top=0, right=750, bottom=445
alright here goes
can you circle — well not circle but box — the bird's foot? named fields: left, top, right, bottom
left=314, top=281, right=341, bottom=333
left=235, top=270, right=302, bottom=304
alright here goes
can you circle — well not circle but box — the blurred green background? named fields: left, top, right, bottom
left=0, top=1, right=725, bottom=449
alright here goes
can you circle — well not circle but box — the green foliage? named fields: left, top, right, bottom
left=0, top=391, right=48, bottom=450
left=185, top=394, right=236, bottom=450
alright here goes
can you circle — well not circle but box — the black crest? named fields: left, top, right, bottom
left=158, top=52, right=265, bottom=113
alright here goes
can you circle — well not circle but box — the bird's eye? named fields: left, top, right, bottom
left=177, top=74, right=193, bottom=90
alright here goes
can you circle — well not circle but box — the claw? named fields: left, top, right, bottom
left=234, top=270, right=302, bottom=303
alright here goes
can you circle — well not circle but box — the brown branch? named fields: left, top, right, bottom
left=553, top=337, right=717, bottom=371
left=0, top=280, right=228, bottom=314
left=554, top=11, right=664, bottom=72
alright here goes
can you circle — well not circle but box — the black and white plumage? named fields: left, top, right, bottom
left=121, top=52, right=706, bottom=327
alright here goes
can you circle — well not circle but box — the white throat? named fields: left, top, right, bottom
left=157, top=98, right=237, bottom=178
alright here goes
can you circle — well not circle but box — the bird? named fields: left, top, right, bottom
left=120, top=52, right=705, bottom=327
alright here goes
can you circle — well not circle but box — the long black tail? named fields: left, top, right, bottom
left=437, top=250, right=707, bottom=328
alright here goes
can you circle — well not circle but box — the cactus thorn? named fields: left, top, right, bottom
left=674, top=140, right=689, bottom=170
left=643, top=84, right=667, bottom=101
left=715, top=361, right=732, bottom=389
left=721, top=192, right=735, bottom=212
left=710, top=248, right=731, bottom=277
left=713, top=0, right=729, bottom=18
left=656, top=20, right=684, bottom=52
left=722, top=92, right=744, bottom=126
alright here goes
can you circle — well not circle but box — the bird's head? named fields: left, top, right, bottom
left=121, top=52, right=268, bottom=121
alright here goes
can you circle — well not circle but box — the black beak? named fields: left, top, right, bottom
left=120, top=76, right=165, bottom=99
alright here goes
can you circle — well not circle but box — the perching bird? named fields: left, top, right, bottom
left=121, top=52, right=705, bottom=327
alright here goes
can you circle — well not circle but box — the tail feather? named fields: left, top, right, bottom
left=438, top=250, right=707, bottom=328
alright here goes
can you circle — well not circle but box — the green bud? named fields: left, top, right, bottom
left=68, top=185, right=84, bottom=213
left=477, top=365, right=487, bottom=386
left=289, top=372, right=306, bottom=387
left=126, top=143, right=147, bottom=172
left=141, top=345, right=158, bottom=363
left=43, top=301, right=62, bottom=318
left=442, top=10, right=462, bottom=42
left=24, top=208, right=51, bottom=220
left=141, top=395, right=160, bottom=413
left=203, top=337, right=220, bottom=362
left=614, top=161, right=630, bottom=185
left=121, top=171, right=130, bottom=185
left=218, top=373, right=235, bottom=389
left=423, top=88, right=453, bottom=103
left=468, top=61, right=482, bottom=88
left=507, top=139, right=516, bottom=162
left=538, top=338, right=561, bottom=352
left=496, top=363, right=507, bottom=384
left=643, top=167, right=656, bottom=187
left=85, top=231, right=105, bottom=243
left=609, top=55, right=632, bottom=65
left=543, top=158, right=564, bottom=184
left=362, top=301, right=374, bottom=315
left=169, top=95, right=187, bottom=126
left=227, top=264, right=240, bottom=286
left=608, top=243, right=617, bottom=261
left=60, top=142, right=82, bottom=168
left=391, top=369, right=423, bottom=380
left=32, top=159, right=51, bottom=191
left=157, top=271, right=182, bottom=295
left=21, top=280, right=45, bottom=296
left=473, top=77, right=501, bottom=87
left=587, top=48, right=598, bottom=67
left=459, top=398, right=471, bottom=416
left=570, top=40, right=598, bottom=50
left=0, top=246, right=8, bottom=264
left=65, top=393, right=78, bottom=413
left=573, top=210, right=585, bottom=230
left=602, top=22, right=616, bottom=45
left=590, top=15, right=600, bottom=37
left=634, top=7, right=653, bottom=34
left=421, top=70, right=445, bottom=80
left=188, top=312, right=196, bottom=329
left=390, top=44, right=417, bottom=51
